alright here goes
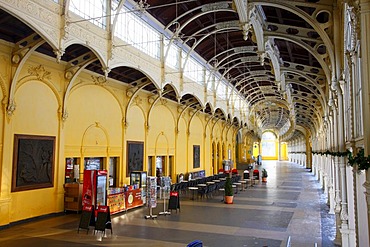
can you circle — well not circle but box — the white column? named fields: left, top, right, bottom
left=316, top=154, right=320, bottom=180
left=320, top=155, right=324, bottom=187
left=329, top=156, right=336, bottom=214
left=339, top=157, right=350, bottom=247
left=359, top=0, right=370, bottom=244
left=313, top=153, right=316, bottom=172
left=334, top=156, right=342, bottom=245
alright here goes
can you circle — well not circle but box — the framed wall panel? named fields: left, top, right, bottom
left=12, top=134, right=55, bottom=192
left=193, top=145, right=200, bottom=168
left=127, top=141, right=144, bottom=176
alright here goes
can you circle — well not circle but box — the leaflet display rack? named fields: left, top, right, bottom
left=159, top=176, right=171, bottom=216
left=145, top=176, right=157, bottom=219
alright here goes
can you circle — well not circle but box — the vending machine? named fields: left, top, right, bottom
left=82, top=170, right=108, bottom=208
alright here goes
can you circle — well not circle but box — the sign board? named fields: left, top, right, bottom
left=146, top=177, right=157, bottom=208
left=94, top=205, right=112, bottom=235
left=78, top=205, right=95, bottom=234
left=168, top=191, right=180, bottom=212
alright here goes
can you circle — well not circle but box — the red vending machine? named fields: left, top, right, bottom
left=82, top=170, right=108, bottom=208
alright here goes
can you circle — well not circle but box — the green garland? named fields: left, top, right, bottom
left=312, top=148, right=370, bottom=170
left=348, top=149, right=370, bottom=170
left=312, top=150, right=350, bottom=157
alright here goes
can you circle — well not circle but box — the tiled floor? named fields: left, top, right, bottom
left=0, top=161, right=336, bottom=247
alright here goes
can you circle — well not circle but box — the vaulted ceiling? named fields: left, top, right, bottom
left=0, top=0, right=333, bottom=140
left=138, top=0, right=332, bottom=139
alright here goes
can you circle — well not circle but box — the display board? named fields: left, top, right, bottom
left=78, top=205, right=95, bottom=234
left=107, top=191, right=125, bottom=214
left=94, top=205, right=112, bottom=235
left=125, top=188, right=143, bottom=210
left=159, top=176, right=171, bottom=215
left=147, top=176, right=157, bottom=208
left=160, top=176, right=171, bottom=199
left=12, top=134, right=55, bottom=192
left=145, top=176, right=157, bottom=219
left=168, top=191, right=180, bottom=213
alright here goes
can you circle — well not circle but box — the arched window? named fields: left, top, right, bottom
left=114, top=6, right=160, bottom=59
left=261, top=131, right=277, bottom=157
left=69, top=0, right=107, bottom=29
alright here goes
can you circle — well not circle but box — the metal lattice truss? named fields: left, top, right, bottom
left=0, top=0, right=335, bottom=141
left=142, top=0, right=333, bottom=140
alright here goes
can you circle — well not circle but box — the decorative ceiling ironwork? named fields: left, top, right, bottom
left=141, top=0, right=331, bottom=138
left=0, top=0, right=333, bottom=140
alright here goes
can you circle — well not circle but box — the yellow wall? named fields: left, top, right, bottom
left=252, top=142, right=260, bottom=158
left=280, top=142, right=288, bottom=160
left=0, top=43, right=238, bottom=226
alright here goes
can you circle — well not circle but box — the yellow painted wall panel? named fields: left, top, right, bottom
left=176, top=118, right=187, bottom=174
left=65, top=84, right=122, bottom=149
left=126, top=104, right=145, bottom=141
left=11, top=80, right=60, bottom=222
left=189, top=115, right=204, bottom=171
left=10, top=189, right=57, bottom=221
left=147, top=104, right=175, bottom=156
left=14, top=81, right=58, bottom=134
left=281, top=143, right=288, bottom=160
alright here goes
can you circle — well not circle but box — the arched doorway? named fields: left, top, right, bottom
left=261, top=131, right=278, bottom=160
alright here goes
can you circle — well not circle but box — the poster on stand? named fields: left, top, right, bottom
left=160, top=176, right=171, bottom=200
left=146, top=176, right=157, bottom=208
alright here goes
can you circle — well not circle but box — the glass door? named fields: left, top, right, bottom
left=156, top=156, right=165, bottom=176
left=65, top=158, right=80, bottom=183
left=96, top=174, right=107, bottom=206
left=169, top=156, right=174, bottom=181
left=109, top=157, right=117, bottom=187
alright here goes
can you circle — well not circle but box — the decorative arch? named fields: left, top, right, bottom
left=14, top=73, right=62, bottom=107
left=155, top=131, right=169, bottom=155
left=67, top=82, right=124, bottom=120
left=126, top=101, right=147, bottom=129
left=0, top=3, right=59, bottom=50
left=147, top=83, right=178, bottom=130
left=261, top=130, right=279, bottom=160
left=81, top=122, right=110, bottom=149
left=0, top=73, right=9, bottom=106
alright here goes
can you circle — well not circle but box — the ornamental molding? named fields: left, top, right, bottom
left=345, top=5, right=358, bottom=53
left=201, top=2, right=230, bottom=12
left=91, top=75, right=108, bottom=86
left=1, top=0, right=60, bottom=48
left=27, top=65, right=51, bottom=81
left=133, top=95, right=142, bottom=105
left=340, top=209, right=349, bottom=221
left=64, top=19, right=107, bottom=54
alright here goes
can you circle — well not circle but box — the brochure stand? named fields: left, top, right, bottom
left=145, top=176, right=157, bottom=219
left=159, top=176, right=171, bottom=216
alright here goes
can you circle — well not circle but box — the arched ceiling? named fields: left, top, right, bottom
left=140, top=0, right=332, bottom=139
left=0, top=0, right=333, bottom=139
